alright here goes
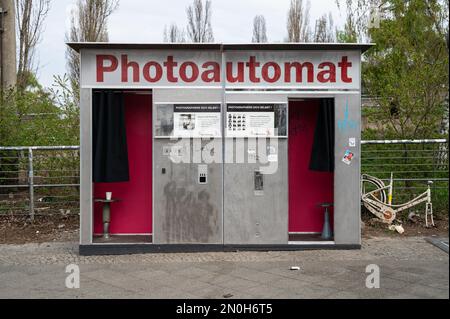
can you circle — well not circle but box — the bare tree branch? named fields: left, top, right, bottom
left=66, top=0, right=119, bottom=103
left=313, top=12, right=335, bottom=42
left=335, top=0, right=386, bottom=42
left=163, top=23, right=186, bottom=43
left=286, top=0, right=311, bottom=42
left=186, top=0, right=214, bottom=43
left=252, top=15, right=268, bottom=43
left=15, top=0, right=51, bottom=89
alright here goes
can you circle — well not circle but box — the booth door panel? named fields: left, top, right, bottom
left=223, top=139, right=289, bottom=245
left=93, top=93, right=152, bottom=235
left=288, top=100, right=334, bottom=233
left=153, top=139, right=223, bottom=244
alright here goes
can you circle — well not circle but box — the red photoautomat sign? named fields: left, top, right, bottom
left=80, top=50, right=360, bottom=89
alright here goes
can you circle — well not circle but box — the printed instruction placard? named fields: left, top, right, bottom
left=173, top=104, right=221, bottom=137
left=226, top=104, right=275, bottom=137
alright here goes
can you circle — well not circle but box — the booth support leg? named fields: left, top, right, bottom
left=103, top=203, right=111, bottom=239
left=321, top=207, right=332, bottom=240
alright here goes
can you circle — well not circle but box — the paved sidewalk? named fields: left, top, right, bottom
left=0, top=237, right=448, bottom=299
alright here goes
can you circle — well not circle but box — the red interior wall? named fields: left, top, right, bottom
left=288, top=100, right=334, bottom=233
left=93, top=93, right=152, bottom=235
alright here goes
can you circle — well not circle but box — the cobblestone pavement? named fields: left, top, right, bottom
left=0, top=236, right=448, bottom=299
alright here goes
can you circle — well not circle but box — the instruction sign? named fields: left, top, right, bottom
left=226, top=104, right=275, bottom=137
left=173, top=104, right=221, bottom=137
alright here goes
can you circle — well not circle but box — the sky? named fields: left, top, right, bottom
left=36, top=0, right=345, bottom=88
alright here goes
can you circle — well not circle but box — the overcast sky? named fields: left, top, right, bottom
left=36, top=0, right=345, bottom=88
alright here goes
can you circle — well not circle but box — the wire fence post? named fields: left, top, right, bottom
left=28, top=148, right=34, bottom=221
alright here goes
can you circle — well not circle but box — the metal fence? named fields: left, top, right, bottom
left=361, top=139, right=449, bottom=213
left=0, top=146, right=80, bottom=220
left=0, top=139, right=448, bottom=219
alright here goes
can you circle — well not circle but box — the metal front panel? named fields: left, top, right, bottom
left=77, top=43, right=365, bottom=247
left=333, top=94, right=361, bottom=245
left=153, top=88, right=223, bottom=244
left=154, top=88, right=223, bottom=103
left=80, top=88, right=93, bottom=245
left=223, top=139, right=288, bottom=244
left=153, top=139, right=223, bottom=244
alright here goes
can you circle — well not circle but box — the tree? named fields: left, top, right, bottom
left=15, top=0, right=51, bottom=89
left=363, top=0, right=449, bottom=140
left=163, top=23, right=186, bottom=43
left=0, top=75, right=79, bottom=146
left=313, top=13, right=335, bottom=42
left=336, top=8, right=359, bottom=43
left=286, top=0, right=311, bottom=42
left=186, top=0, right=214, bottom=43
left=0, top=0, right=17, bottom=92
left=335, top=0, right=392, bottom=43
left=66, top=0, right=119, bottom=103
left=252, top=15, right=268, bottom=43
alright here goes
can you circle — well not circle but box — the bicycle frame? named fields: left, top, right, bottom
left=361, top=173, right=434, bottom=227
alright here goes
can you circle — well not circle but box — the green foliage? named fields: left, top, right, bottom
left=336, top=29, right=358, bottom=43
left=336, top=0, right=450, bottom=217
left=335, top=5, right=359, bottom=44
left=0, top=74, right=79, bottom=146
left=363, top=0, right=449, bottom=139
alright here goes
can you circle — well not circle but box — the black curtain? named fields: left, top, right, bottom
left=93, top=91, right=130, bottom=183
left=309, top=98, right=335, bottom=172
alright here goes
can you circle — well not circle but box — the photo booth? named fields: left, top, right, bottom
left=68, top=43, right=373, bottom=255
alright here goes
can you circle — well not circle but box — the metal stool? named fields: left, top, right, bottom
left=318, top=202, right=333, bottom=240
left=94, top=198, right=121, bottom=239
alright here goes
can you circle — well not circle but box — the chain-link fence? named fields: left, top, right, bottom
left=0, top=140, right=448, bottom=219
